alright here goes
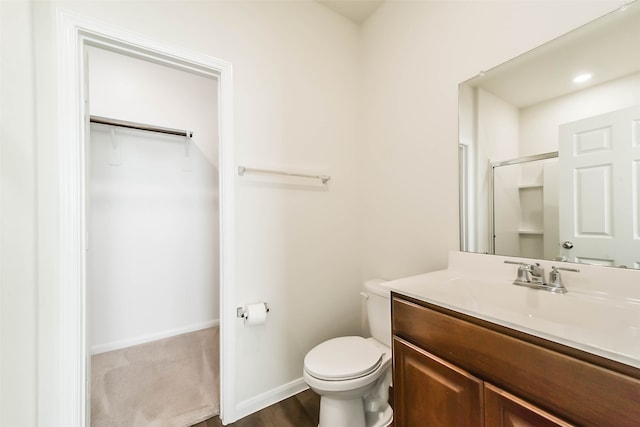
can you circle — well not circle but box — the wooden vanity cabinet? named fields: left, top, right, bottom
left=392, top=293, right=640, bottom=427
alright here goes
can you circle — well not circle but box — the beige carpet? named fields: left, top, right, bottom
left=91, top=327, right=219, bottom=427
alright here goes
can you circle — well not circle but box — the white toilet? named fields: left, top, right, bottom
left=303, top=280, right=393, bottom=427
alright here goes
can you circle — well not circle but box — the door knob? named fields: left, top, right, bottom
left=562, top=241, right=574, bottom=249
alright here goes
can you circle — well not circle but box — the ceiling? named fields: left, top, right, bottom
left=315, top=0, right=385, bottom=24
left=465, top=3, right=640, bottom=108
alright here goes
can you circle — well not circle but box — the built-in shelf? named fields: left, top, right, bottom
left=518, top=229, right=543, bottom=235
left=493, top=161, right=549, bottom=260
left=518, top=184, right=543, bottom=189
left=518, top=181, right=544, bottom=259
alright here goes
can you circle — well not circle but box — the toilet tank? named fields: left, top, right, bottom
left=364, top=279, right=392, bottom=348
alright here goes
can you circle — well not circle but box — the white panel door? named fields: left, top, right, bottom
left=559, top=106, right=640, bottom=268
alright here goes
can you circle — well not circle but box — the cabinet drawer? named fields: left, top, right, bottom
left=392, top=295, right=640, bottom=427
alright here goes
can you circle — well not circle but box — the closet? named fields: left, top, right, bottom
left=86, top=46, right=221, bottom=426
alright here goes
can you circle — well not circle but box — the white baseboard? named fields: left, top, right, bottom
left=234, top=377, right=309, bottom=421
left=91, top=319, right=220, bottom=354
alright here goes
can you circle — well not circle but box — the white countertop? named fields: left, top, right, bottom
left=385, top=252, right=640, bottom=370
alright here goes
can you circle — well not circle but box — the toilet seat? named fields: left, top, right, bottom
left=304, top=336, right=383, bottom=381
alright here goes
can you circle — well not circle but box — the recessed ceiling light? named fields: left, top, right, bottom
left=573, top=73, right=593, bottom=83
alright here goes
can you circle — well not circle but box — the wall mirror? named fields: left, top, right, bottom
left=459, top=1, right=640, bottom=269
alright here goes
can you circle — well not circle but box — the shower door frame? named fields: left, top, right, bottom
left=56, top=11, right=237, bottom=426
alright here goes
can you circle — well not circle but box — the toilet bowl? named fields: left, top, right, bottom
left=303, top=280, right=393, bottom=427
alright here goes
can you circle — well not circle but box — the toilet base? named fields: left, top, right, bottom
left=317, top=396, right=393, bottom=427
left=318, top=396, right=366, bottom=427
left=365, top=404, right=393, bottom=427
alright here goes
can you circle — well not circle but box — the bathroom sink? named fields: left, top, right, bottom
left=387, top=269, right=640, bottom=368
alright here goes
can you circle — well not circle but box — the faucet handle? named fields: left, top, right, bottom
left=504, top=260, right=532, bottom=283
left=552, top=266, right=580, bottom=273
left=547, top=266, right=580, bottom=292
left=504, top=260, right=528, bottom=265
left=529, top=263, right=545, bottom=279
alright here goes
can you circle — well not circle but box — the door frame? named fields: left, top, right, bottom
left=57, top=11, right=237, bottom=425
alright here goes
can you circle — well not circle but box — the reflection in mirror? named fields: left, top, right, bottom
left=492, top=153, right=558, bottom=260
left=459, top=1, right=640, bottom=269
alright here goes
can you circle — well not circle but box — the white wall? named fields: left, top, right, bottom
left=477, top=89, right=520, bottom=163
left=87, top=47, right=219, bottom=353
left=1, top=0, right=622, bottom=425
left=0, top=1, right=37, bottom=426
left=476, top=89, right=520, bottom=254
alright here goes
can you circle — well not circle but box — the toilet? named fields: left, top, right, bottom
left=303, top=280, right=393, bottom=427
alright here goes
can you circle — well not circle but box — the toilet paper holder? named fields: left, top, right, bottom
left=237, top=302, right=270, bottom=319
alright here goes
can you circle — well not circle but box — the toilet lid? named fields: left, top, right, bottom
left=304, top=336, right=383, bottom=381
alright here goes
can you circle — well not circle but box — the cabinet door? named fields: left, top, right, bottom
left=393, top=337, right=484, bottom=427
left=485, top=383, right=575, bottom=427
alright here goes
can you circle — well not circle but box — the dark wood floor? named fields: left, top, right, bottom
left=192, top=389, right=320, bottom=427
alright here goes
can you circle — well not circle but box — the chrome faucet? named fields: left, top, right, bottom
left=504, top=261, right=544, bottom=286
left=504, top=260, right=579, bottom=294
left=527, top=263, right=545, bottom=285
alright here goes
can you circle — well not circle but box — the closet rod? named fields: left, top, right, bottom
left=238, top=166, right=331, bottom=184
left=90, top=115, right=193, bottom=138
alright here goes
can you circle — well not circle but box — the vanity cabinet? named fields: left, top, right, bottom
left=392, top=293, right=640, bottom=427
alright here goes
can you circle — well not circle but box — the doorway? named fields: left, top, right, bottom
left=86, top=46, right=220, bottom=425
left=57, top=13, right=236, bottom=426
